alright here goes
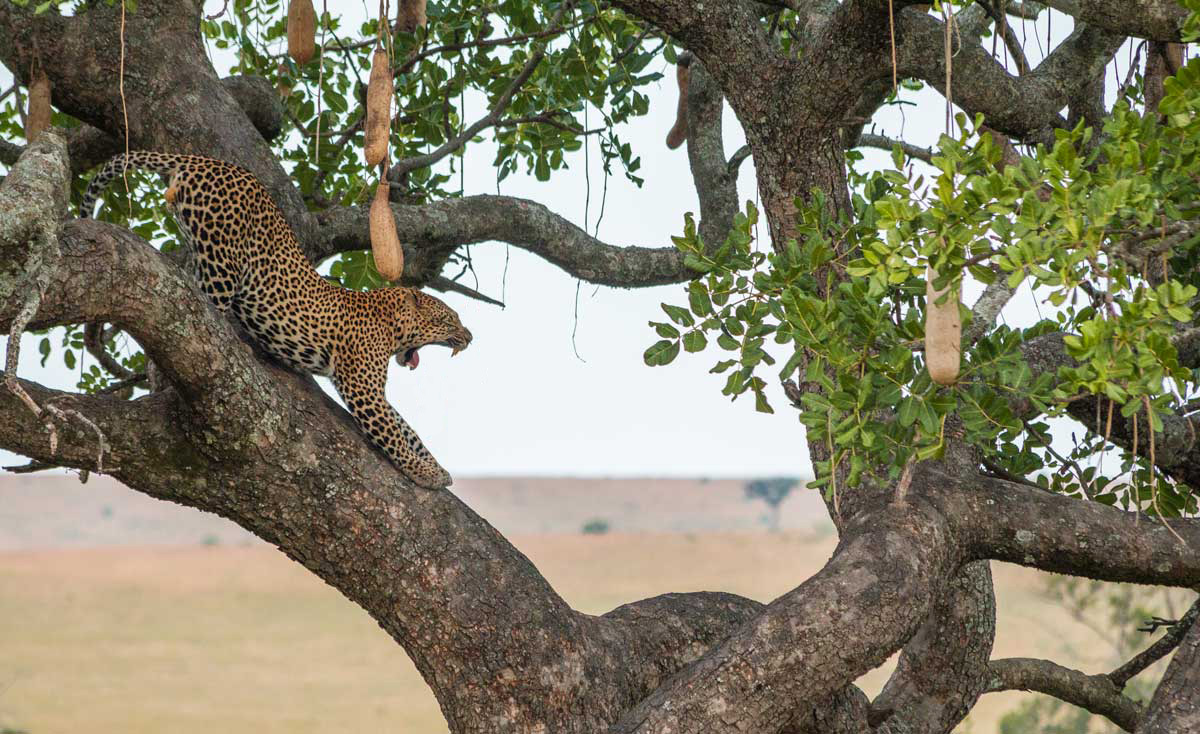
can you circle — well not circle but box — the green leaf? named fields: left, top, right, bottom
left=643, top=340, right=680, bottom=367
left=653, top=322, right=680, bottom=339
left=683, top=330, right=708, bottom=353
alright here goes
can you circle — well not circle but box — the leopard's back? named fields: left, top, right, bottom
left=83, top=151, right=341, bottom=374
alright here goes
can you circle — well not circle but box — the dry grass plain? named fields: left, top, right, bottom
left=0, top=475, right=1169, bottom=733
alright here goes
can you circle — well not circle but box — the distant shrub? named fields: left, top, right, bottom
left=581, top=519, right=610, bottom=535
left=201, top=534, right=220, bottom=546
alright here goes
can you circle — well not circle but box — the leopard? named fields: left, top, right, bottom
left=80, top=151, right=472, bottom=489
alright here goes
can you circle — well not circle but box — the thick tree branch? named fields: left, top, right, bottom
left=958, top=475, right=1200, bottom=588
left=986, top=658, right=1141, bottom=732
left=1, top=218, right=288, bottom=449
left=1065, top=0, right=1189, bottom=42
left=894, top=11, right=1124, bottom=141
left=0, top=75, right=284, bottom=174
left=608, top=0, right=773, bottom=111
left=317, top=195, right=696, bottom=287
left=610, top=488, right=962, bottom=734
left=682, top=60, right=738, bottom=249
left=870, top=562, right=996, bottom=734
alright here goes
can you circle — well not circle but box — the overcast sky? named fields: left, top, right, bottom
left=0, top=4, right=1097, bottom=478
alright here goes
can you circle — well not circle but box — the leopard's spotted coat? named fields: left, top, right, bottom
left=81, top=152, right=472, bottom=488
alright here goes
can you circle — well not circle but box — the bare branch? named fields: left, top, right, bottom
left=84, top=323, right=135, bottom=380
left=986, top=658, right=1141, bottom=732
left=316, top=195, right=696, bottom=287
left=857, top=133, right=934, bottom=164
left=428, top=275, right=505, bottom=307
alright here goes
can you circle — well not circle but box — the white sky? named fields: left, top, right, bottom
left=0, top=4, right=1116, bottom=478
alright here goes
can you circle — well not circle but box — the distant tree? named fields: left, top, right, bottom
left=744, top=477, right=800, bottom=531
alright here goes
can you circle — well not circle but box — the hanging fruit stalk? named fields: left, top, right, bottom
left=397, top=0, right=427, bottom=32
left=287, top=0, right=317, bottom=66
left=364, top=48, right=392, bottom=167
left=25, top=70, right=51, bottom=142
left=370, top=181, right=404, bottom=281
left=925, top=266, right=961, bottom=385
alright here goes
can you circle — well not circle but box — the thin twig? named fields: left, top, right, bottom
left=389, top=1, right=576, bottom=179
left=428, top=275, right=505, bottom=307
left=857, top=133, right=934, bottom=164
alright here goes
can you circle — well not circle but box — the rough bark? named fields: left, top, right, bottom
left=870, top=562, right=996, bottom=734
left=986, top=658, right=1141, bottom=731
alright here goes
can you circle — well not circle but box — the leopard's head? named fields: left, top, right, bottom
left=395, top=289, right=473, bottom=370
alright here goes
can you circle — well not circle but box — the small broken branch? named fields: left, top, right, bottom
left=1110, top=598, right=1200, bottom=688
left=429, top=275, right=505, bottom=307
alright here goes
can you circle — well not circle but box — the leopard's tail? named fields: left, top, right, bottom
left=79, top=151, right=197, bottom=219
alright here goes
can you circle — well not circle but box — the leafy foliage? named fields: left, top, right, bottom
left=648, top=65, right=1200, bottom=514
left=3, top=0, right=669, bottom=390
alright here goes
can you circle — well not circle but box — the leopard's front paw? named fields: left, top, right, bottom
left=407, top=460, right=452, bottom=490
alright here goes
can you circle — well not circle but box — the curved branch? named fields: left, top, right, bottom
left=1, top=218, right=288, bottom=447
left=870, top=561, right=996, bottom=734
left=610, top=490, right=962, bottom=734
left=986, top=658, right=1141, bottom=732
left=317, top=195, right=696, bottom=287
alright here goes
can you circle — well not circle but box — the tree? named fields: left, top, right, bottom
left=745, top=476, right=800, bottom=530
left=2, top=0, right=1200, bottom=731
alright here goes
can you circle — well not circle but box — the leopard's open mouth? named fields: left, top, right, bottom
left=397, top=338, right=468, bottom=370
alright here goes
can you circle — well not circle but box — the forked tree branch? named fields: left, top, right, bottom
left=1139, top=601, right=1200, bottom=733
left=1111, top=598, right=1200, bottom=688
